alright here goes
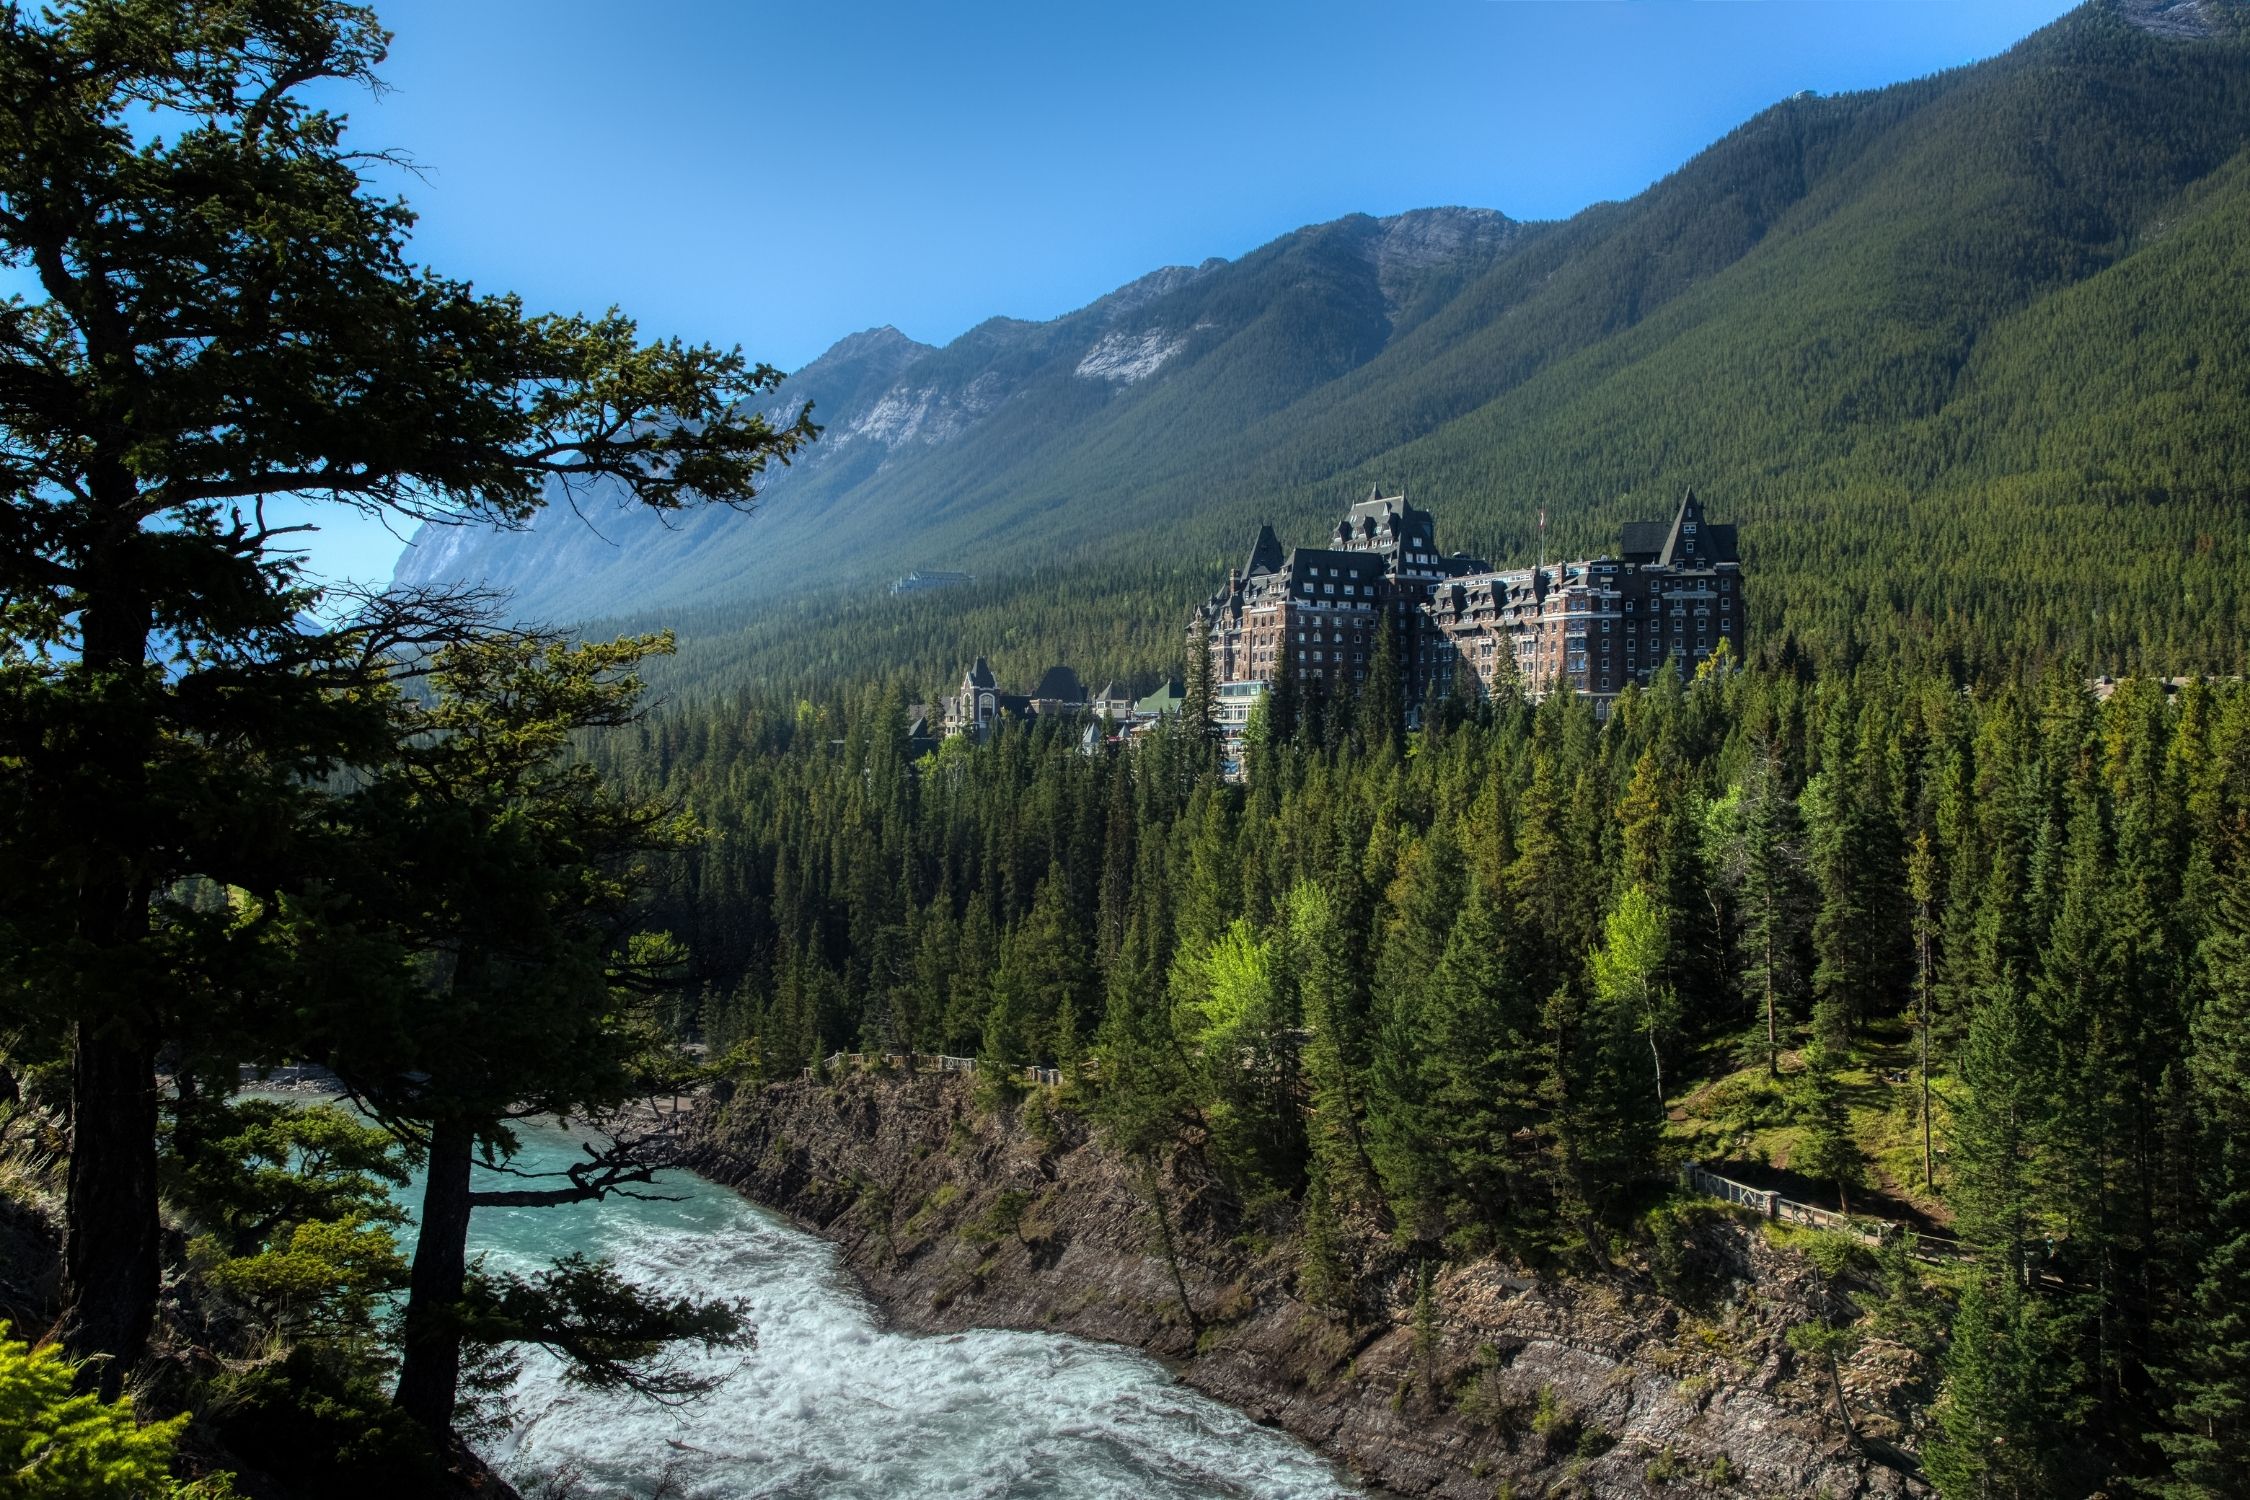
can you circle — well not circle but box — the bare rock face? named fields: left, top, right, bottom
left=2117, top=0, right=2222, bottom=40
left=689, top=1074, right=1930, bottom=1500
left=1367, top=207, right=1523, bottom=318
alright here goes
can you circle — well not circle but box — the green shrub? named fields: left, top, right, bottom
left=1530, top=1383, right=1580, bottom=1454
left=960, top=1189, right=1033, bottom=1246
left=0, top=1321, right=232, bottom=1498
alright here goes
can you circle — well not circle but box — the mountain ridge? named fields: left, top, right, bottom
left=395, top=0, right=2250, bottom=685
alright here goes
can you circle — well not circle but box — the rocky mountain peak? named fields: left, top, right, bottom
left=813, top=324, right=934, bottom=373
left=2117, top=0, right=2225, bottom=39
left=1081, top=258, right=1229, bottom=325
left=1368, top=205, right=1523, bottom=313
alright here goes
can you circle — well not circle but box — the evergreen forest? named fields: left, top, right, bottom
left=615, top=656, right=2250, bottom=1498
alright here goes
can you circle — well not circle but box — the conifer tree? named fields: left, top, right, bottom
left=1926, top=1279, right=2089, bottom=1500
left=1793, top=1038, right=1865, bottom=1213
left=1358, top=610, right=1406, bottom=760
left=1181, top=620, right=1220, bottom=783
left=1704, top=740, right=1812, bottom=1075
left=1908, top=828, right=1941, bottom=1188
left=1805, top=694, right=1901, bottom=1044
left=2154, top=845, right=2250, bottom=1494
left=0, top=0, right=810, bottom=1385
left=1288, top=880, right=1381, bottom=1204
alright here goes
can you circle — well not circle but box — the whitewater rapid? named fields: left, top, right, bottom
left=469, top=1121, right=1361, bottom=1499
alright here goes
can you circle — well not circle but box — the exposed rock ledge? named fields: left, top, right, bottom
left=688, top=1073, right=1926, bottom=1500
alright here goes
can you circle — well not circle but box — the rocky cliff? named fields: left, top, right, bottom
left=689, top=1072, right=1930, bottom=1499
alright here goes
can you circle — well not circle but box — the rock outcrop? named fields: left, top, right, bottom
left=690, top=1072, right=1929, bottom=1499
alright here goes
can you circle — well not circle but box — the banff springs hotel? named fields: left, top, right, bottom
left=943, top=489, right=1741, bottom=772
left=1196, top=488, right=1743, bottom=760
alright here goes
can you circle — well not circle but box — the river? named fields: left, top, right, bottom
left=461, top=1119, right=1362, bottom=1499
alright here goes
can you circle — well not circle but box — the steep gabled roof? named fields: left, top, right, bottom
left=1032, top=665, right=1086, bottom=703
left=1622, top=489, right=1738, bottom=566
left=1657, top=489, right=1699, bottom=566
left=1619, top=521, right=1670, bottom=559
left=1243, top=523, right=1286, bottom=577
left=966, top=656, right=997, bottom=689
left=1286, top=546, right=1387, bottom=577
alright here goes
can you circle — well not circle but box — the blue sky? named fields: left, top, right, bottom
left=234, top=1, right=2083, bottom=581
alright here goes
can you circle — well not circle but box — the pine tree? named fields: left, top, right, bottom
left=1181, top=619, right=1220, bottom=784
left=1296, top=1158, right=1355, bottom=1316
left=1908, top=828, right=1941, bottom=1188
left=1358, top=609, right=1406, bottom=760
left=1926, top=1278, right=2089, bottom=1500
left=1705, top=740, right=1812, bottom=1075
left=2154, top=871, right=2250, bottom=1495
left=1805, top=694, right=1901, bottom=1046
left=1793, top=1038, right=1865, bottom=1213
left=1288, top=879, right=1381, bottom=1205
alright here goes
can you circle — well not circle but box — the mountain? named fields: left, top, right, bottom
left=397, top=0, right=2250, bottom=687
left=392, top=207, right=1525, bottom=620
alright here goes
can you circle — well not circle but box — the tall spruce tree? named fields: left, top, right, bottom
left=0, top=0, right=811, bottom=1386
left=1704, top=740, right=1812, bottom=1075
left=2154, top=816, right=2250, bottom=1493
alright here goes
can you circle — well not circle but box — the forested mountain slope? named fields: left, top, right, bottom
left=399, top=0, right=2250, bottom=691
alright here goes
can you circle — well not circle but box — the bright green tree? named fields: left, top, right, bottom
left=1589, top=885, right=1680, bottom=1122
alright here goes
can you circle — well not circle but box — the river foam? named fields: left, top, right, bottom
left=472, top=1122, right=1360, bottom=1499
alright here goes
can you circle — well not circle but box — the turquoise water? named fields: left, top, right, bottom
left=464, top=1119, right=1361, bottom=1500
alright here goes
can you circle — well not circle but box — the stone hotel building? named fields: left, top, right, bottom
left=1198, top=489, right=1743, bottom=732
left=1427, top=490, right=1742, bottom=703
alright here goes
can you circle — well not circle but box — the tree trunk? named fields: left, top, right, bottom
left=58, top=1024, right=160, bottom=1398
left=396, top=1116, right=477, bottom=1435
left=57, top=534, right=164, bottom=1396
left=1917, top=931, right=1934, bottom=1190
left=1139, top=1159, right=1200, bottom=1337
left=1824, top=1351, right=1861, bottom=1451
left=1764, top=930, right=1780, bottom=1078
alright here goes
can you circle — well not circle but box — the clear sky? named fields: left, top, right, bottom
left=271, top=1, right=2082, bottom=581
